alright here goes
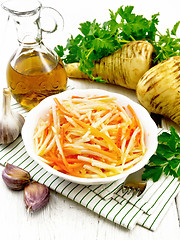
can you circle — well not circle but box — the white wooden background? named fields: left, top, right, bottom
left=0, top=0, right=180, bottom=239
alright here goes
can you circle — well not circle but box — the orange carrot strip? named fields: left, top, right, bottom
left=66, top=158, right=89, bottom=164
left=55, top=136, right=70, bottom=171
left=54, top=97, right=75, bottom=117
left=68, top=163, right=85, bottom=169
left=87, top=95, right=109, bottom=100
left=71, top=96, right=85, bottom=99
left=53, top=164, right=68, bottom=172
left=127, top=104, right=142, bottom=143
left=127, top=105, right=141, bottom=129
left=48, top=108, right=53, bottom=129
left=116, top=126, right=122, bottom=148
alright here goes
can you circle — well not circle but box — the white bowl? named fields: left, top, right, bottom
left=22, top=89, right=158, bottom=185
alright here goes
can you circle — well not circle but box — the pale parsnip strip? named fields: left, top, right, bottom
left=139, top=120, right=146, bottom=154
left=63, top=99, right=81, bottom=118
left=34, top=134, right=39, bottom=153
left=79, top=110, right=92, bottom=121
left=91, top=160, right=123, bottom=173
left=64, top=115, right=80, bottom=128
left=100, top=126, right=111, bottom=138
left=100, top=124, right=119, bottom=131
left=108, top=112, right=120, bottom=124
left=123, top=156, right=143, bottom=170
left=80, top=149, right=117, bottom=163
left=125, top=153, right=143, bottom=162
left=66, top=102, right=111, bottom=111
left=119, top=111, right=131, bottom=123
left=35, top=125, right=50, bottom=153
left=63, top=146, right=82, bottom=155
left=86, top=110, right=93, bottom=124
left=82, top=130, right=91, bottom=141
left=51, top=107, right=65, bottom=159
left=33, top=120, right=48, bottom=139
left=52, top=103, right=59, bottom=132
left=91, top=109, right=107, bottom=118
left=92, top=111, right=113, bottom=129
left=83, top=165, right=107, bottom=178
left=54, top=134, right=64, bottom=159
left=43, top=136, right=56, bottom=155
left=78, top=156, right=123, bottom=172
left=90, top=137, right=108, bottom=148
left=37, top=131, right=52, bottom=155
left=119, top=104, right=132, bottom=121
left=82, top=174, right=100, bottom=178
left=122, top=127, right=140, bottom=165
left=121, top=138, right=127, bottom=154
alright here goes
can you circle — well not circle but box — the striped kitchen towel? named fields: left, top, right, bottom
left=0, top=102, right=179, bottom=231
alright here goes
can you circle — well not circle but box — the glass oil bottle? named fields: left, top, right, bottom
left=2, top=0, right=67, bottom=110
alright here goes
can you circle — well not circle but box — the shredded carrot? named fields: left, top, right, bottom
left=54, top=97, right=75, bottom=118
left=127, top=104, right=141, bottom=130
left=48, top=109, right=53, bottom=129
left=116, top=126, right=122, bottom=148
left=33, top=95, right=146, bottom=178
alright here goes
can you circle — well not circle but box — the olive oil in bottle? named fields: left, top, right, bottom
left=7, top=50, right=67, bottom=110
left=2, top=0, right=66, bottom=110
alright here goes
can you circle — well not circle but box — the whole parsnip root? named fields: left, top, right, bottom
left=136, top=56, right=180, bottom=125
left=66, top=40, right=154, bottom=90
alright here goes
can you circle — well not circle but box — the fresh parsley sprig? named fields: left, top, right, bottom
left=54, top=5, right=160, bottom=80
left=55, top=5, right=180, bottom=80
left=142, top=127, right=180, bottom=182
left=153, top=21, right=180, bottom=63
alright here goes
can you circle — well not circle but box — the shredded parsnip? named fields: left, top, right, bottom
left=33, top=95, right=146, bottom=178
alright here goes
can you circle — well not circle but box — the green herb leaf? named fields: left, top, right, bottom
left=171, top=21, right=180, bottom=36
left=177, top=165, right=180, bottom=176
left=149, top=154, right=167, bottom=165
left=158, top=131, right=171, bottom=143
left=169, top=158, right=180, bottom=169
left=156, top=144, right=175, bottom=158
left=143, top=127, right=180, bottom=182
left=153, top=25, right=180, bottom=63
left=142, top=165, right=163, bottom=182
left=54, top=45, right=64, bottom=58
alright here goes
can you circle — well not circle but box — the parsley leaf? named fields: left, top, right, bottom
left=143, top=165, right=163, bottom=182
left=142, top=127, right=180, bottom=182
left=153, top=26, right=180, bottom=63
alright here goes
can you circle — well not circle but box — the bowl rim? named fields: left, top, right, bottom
left=21, top=89, right=158, bottom=185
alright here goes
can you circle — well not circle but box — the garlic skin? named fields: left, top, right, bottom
left=24, top=181, right=50, bottom=212
left=2, top=163, right=31, bottom=190
left=0, top=88, right=25, bottom=144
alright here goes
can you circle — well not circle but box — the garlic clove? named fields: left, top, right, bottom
left=2, top=163, right=31, bottom=190
left=0, top=88, right=25, bottom=144
left=24, top=181, right=50, bottom=212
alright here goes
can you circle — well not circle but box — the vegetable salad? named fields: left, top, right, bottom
left=33, top=95, right=146, bottom=178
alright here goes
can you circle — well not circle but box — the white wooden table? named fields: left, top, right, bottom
left=0, top=0, right=179, bottom=239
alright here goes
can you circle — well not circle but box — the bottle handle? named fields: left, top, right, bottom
left=40, top=6, right=64, bottom=34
